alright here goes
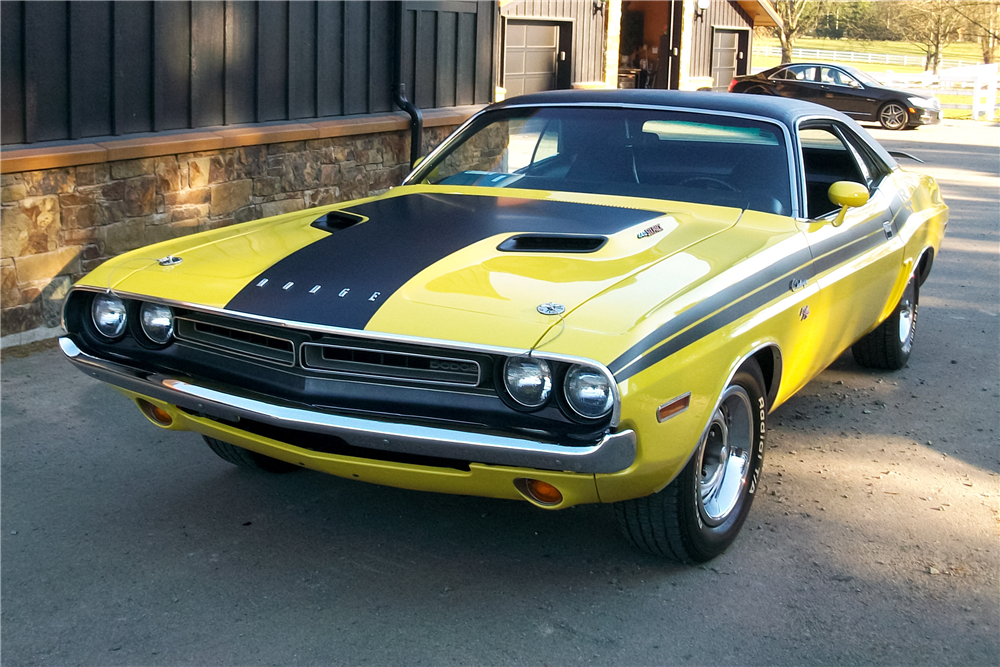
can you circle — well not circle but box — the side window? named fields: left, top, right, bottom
left=820, top=67, right=859, bottom=88
left=799, top=127, right=868, bottom=218
left=787, top=65, right=819, bottom=82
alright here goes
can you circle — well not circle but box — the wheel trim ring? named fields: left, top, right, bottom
left=698, top=385, right=754, bottom=526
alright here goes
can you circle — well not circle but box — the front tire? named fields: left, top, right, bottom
left=203, top=436, right=300, bottom=473
left=879, top=102, right=910, bottom=130
left=614, top=360, right=766, bottom=562
left=852, top=272, right=918, bottom=370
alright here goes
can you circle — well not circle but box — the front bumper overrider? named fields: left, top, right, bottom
left=60, top=337, right=636, bottom=475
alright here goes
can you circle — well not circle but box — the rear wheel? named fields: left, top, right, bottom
left=879, top=102, right=909, bottom=130
left=852, top=272, right=918, bottom=370
left=614, top=360, right=766, bottom=562
left=203, top=436, right=300, bottom=473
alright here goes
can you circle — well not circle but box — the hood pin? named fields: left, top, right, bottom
left=537, top=302, right=565, bottom=316
left=157, top=255, right=182, bottom=267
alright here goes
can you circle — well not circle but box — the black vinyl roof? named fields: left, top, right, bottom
left=494, top=89, right=846, bottom=128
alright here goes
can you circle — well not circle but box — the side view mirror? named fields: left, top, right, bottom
left=827, top=181, right=869, bottom=227
left=412, top=155, right=425, bottom=168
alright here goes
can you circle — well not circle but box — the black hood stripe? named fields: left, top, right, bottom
left=225, top=193, right=662, bottom=330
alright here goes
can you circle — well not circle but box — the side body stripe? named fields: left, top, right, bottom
left=610, top=214, right=895, bottom=381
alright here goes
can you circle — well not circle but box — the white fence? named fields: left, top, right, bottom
left=756, top=46, right=978, bottom=70
left=882, top=64, right=999, bottom=119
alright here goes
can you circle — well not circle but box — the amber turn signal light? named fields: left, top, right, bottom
left=515, top=478, right=563, bottom=506
left=137, top=399, right=173, bottom=426
left=657, top=392, right=691, bottom=423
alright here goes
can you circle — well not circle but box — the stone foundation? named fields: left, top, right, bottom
left=0, top=125, right=454, bottom=344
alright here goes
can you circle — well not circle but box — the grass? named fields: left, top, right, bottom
left=754, top=36, right=984, bottom=62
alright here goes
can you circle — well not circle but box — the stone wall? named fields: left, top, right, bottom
left=0, top=125, right=453, bottom=344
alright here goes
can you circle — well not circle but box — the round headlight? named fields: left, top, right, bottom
left=564, top=365, right=614, bottom=418
left=139, top=302, right=174, bottom=344
left=503, top=356, right=552, bottom=408
left=91, top=294, right=127, bottom=339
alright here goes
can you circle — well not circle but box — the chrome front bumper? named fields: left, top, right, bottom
left=60, top=337, right=636, bottom=474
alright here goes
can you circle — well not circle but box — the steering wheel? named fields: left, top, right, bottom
left=678, top=176, right=738, bottom=192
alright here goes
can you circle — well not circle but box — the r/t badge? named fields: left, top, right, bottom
left=799, top=305, right=810, bottom=321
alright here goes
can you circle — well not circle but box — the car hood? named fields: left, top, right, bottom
left=84, top=186, right=742, bottom=351
left=878, top=85, right=932, bottom=101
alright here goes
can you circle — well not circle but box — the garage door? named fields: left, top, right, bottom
left=711, top=28, right=750, bottom=91
left=505, top=20, right=559, bottom=97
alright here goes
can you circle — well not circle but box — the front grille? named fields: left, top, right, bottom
left=175, top=317, right=296, bottom=366
left=301, top=342, right=481, bottom=386
left=173, top=310, right=487, bottom=388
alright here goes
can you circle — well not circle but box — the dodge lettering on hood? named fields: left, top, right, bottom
left=62, top=91, right=948, bottom=562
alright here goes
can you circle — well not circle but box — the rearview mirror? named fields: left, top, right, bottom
left=827, top=181, right=869, bottom=227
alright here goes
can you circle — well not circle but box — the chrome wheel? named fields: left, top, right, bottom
left=698, top=385, right=753, bottom=526
left=613, top=360, right=766, bottom=562
left=898, top=276, right=916, bottom=353
left=879, top=103, right=909, bottom=130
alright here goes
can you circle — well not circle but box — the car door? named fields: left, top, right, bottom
left=771, top=65, right=822, bottom=104
left=818, top=66, right=874, bottom=119
left=795, top=122, right=904, bottom=374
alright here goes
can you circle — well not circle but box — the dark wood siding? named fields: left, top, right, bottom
left=500, top=0, right=607, bottom=85
left=113, top=1, right=154, bottom=136
left=1, top=0, right=497, bottom=146
left=689, top=0, right=752, bottom=79
left=24, top=1, right=70, bottom=143
left=70, top=1, right=113, bottom=139
left=191, top=2, right=225, bottom=128
left=0, top=1, right=25, bottom=144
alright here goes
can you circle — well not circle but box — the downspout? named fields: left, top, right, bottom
left=393, top=3, right=423, bottom=168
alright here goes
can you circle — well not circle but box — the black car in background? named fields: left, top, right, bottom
left=729, top=62, right=942, bottom=130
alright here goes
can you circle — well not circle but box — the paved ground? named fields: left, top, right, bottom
left=2, top=119, right=997, bottom=666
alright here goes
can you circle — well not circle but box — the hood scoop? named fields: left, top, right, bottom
left=497, top=234, right=607, bottom=254
left=312, top=210, right=367, bottom=233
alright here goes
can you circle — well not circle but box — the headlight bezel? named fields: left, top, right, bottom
left=500, top=356, right=554, bottom=410
left=90, top=293, right=128, bottom=340
left=495, top=353, right=619, bottom=425
left=138, top=301, right=175, bottom=346
left=562, top=363, right=615, bottom=419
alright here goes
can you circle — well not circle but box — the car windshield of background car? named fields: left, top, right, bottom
left=416, top=107, right=792, bottom=215
left=841, top=66, right=883, bottom=87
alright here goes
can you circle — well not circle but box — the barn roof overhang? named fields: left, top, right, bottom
left=736, top=0, right=782, bottom=28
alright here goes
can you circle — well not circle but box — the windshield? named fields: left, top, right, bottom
left=409, top=107, right=792, bottom=215
left=841, top=65, right=883, bottom=86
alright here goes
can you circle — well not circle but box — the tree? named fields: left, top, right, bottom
left=953, top=0, right=1000, bottom=64
left=836, top=1, right=906, bottom=42
left=772, top=1, right=827, bottom=63
left=896, top=1, right=965, bottom=73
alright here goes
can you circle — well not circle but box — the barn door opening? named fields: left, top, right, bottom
left=711, top=27, right=750, bottom=91
left=504, top=19, right=571, bottom=97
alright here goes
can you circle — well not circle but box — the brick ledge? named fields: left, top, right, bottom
left=0, top=106, right=483, bottom=174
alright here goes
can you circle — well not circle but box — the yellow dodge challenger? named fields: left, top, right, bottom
left=61, top=91, right=947, bottom=562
